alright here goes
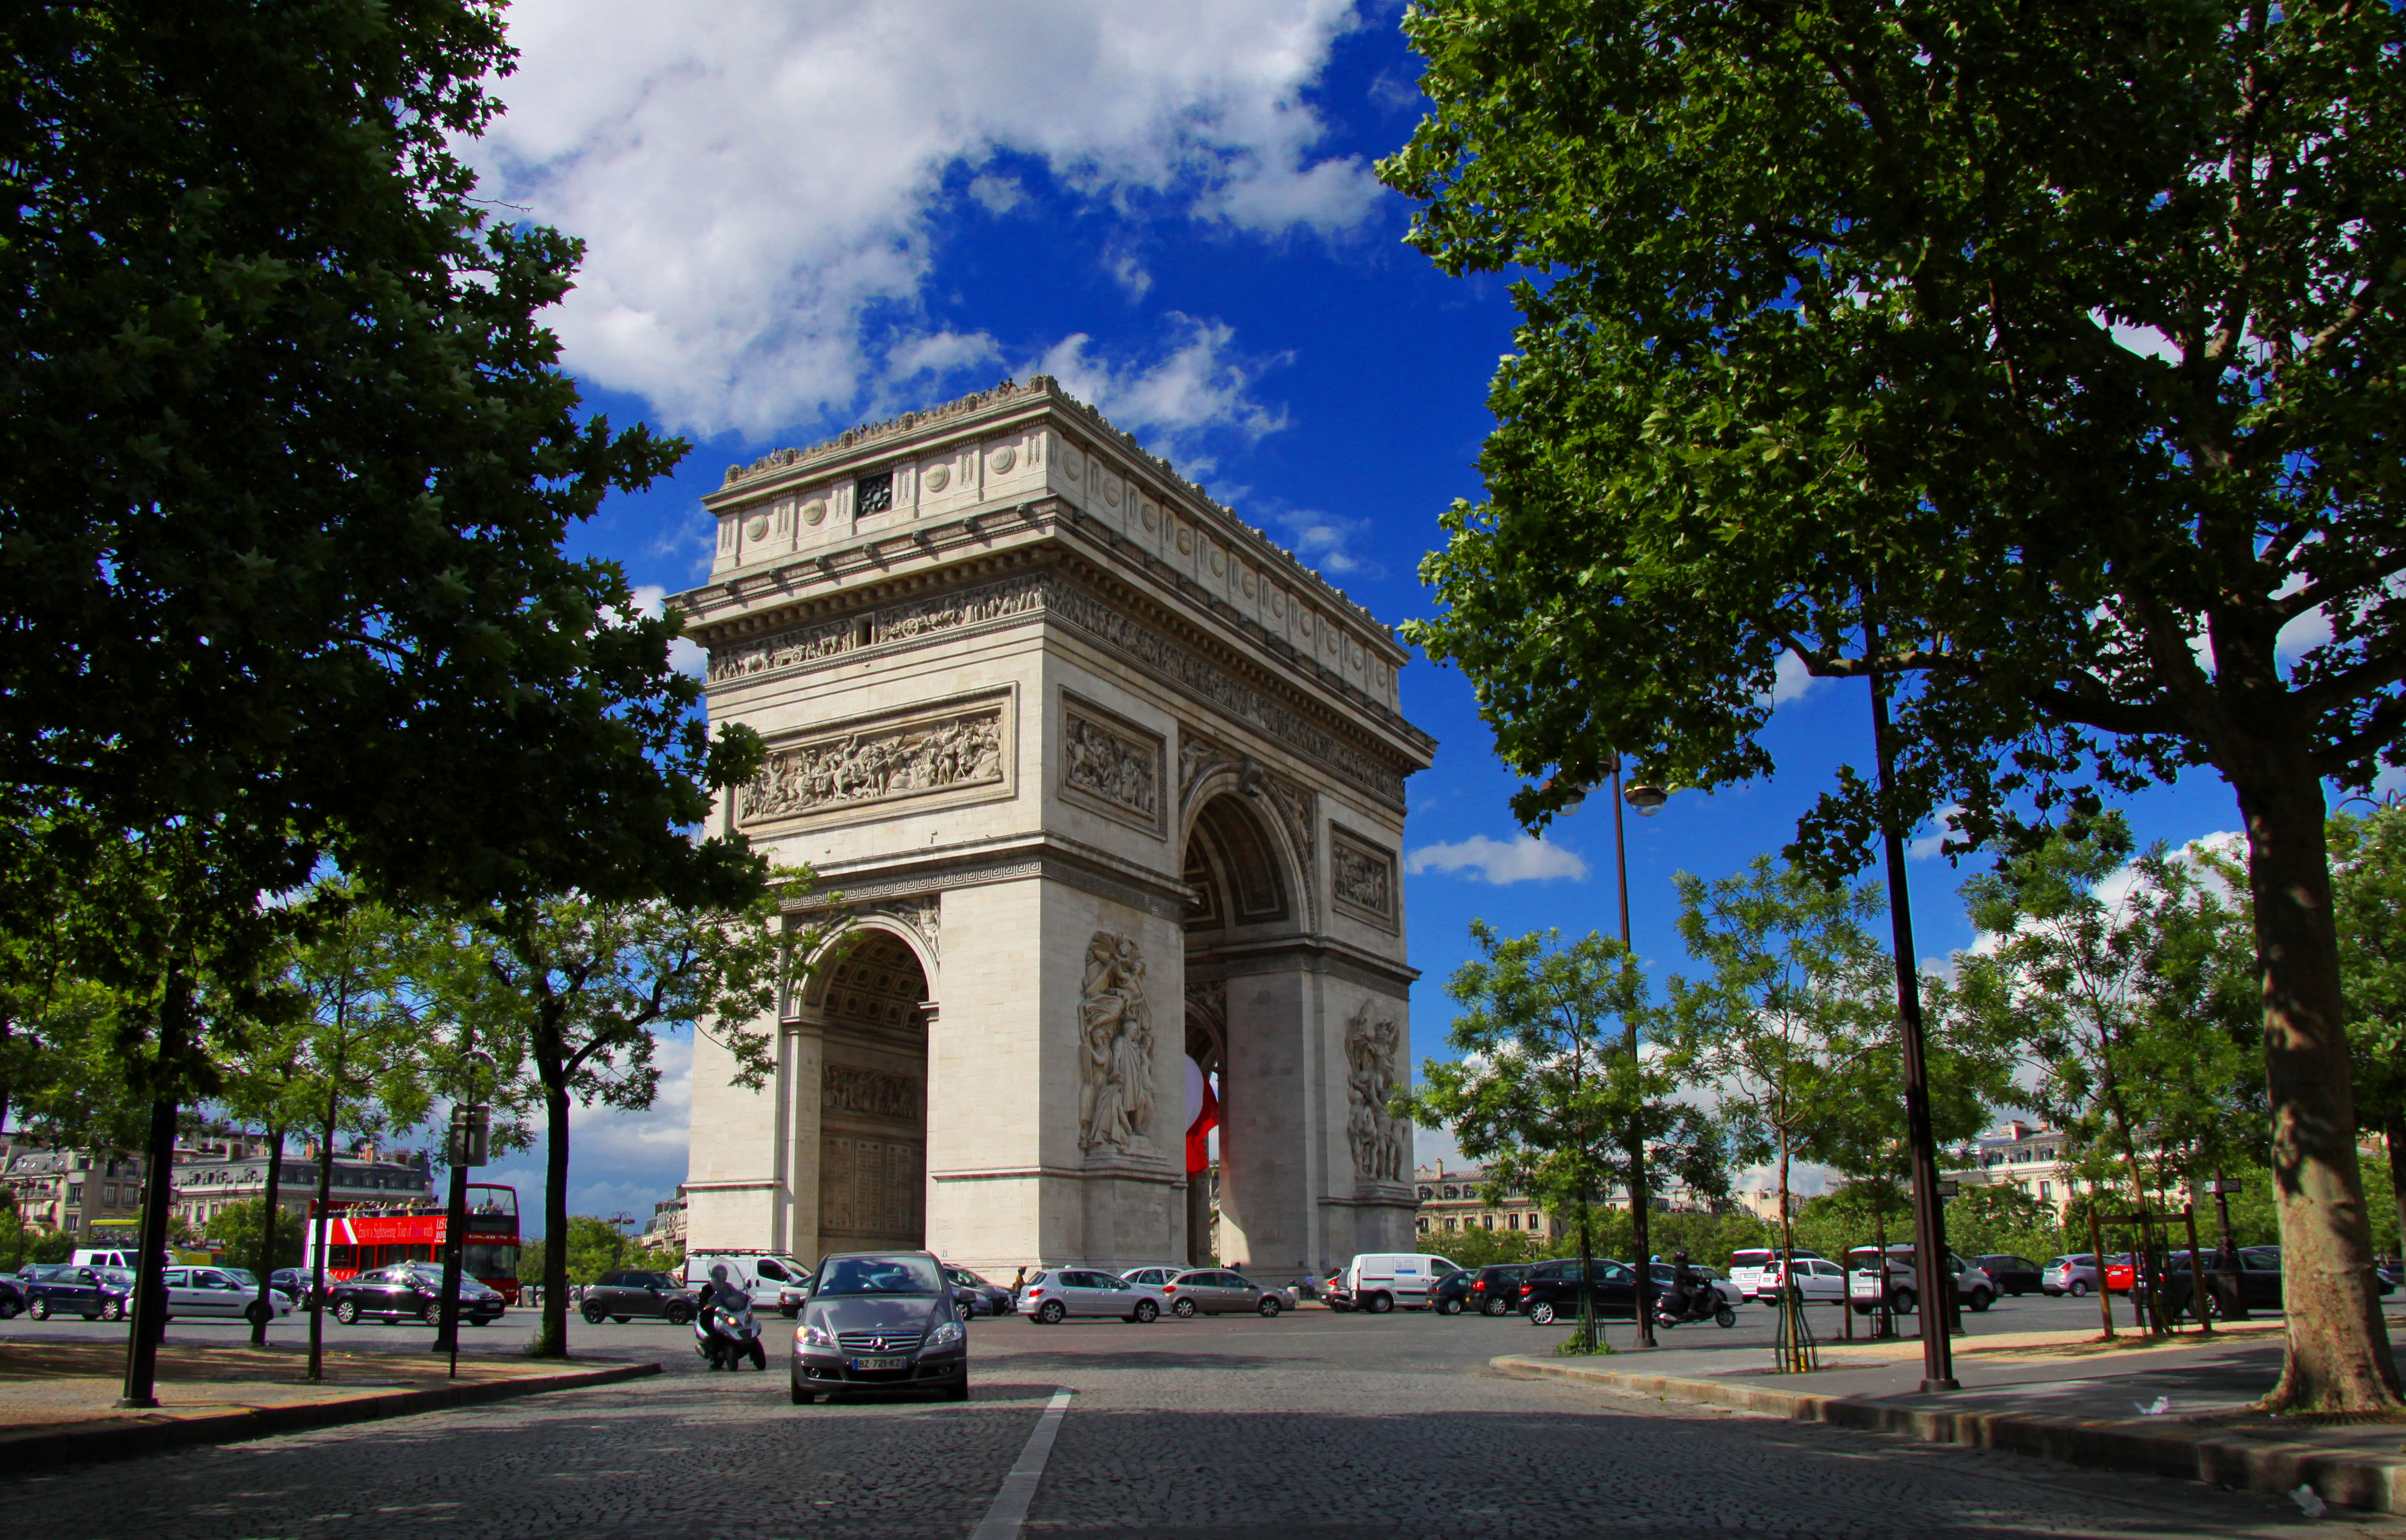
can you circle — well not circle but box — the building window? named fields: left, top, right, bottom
left=1418, top=1187, right=1432, bottom=1200
left=2039, top=1182, right=2051, bottom=1202
left=1483, top=1214, right=1494, bottom=1229
left=1416, top=1218, right=1427, bottom=1232
left=66, top=1183, right=81, bottom=1204
left=856, top=470, right=893, bottom=515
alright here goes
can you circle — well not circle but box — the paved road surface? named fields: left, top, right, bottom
left=2, top=1302, right=2388, bottom=1538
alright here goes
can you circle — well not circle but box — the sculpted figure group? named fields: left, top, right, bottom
left=1078, top=932, right=1157, bottom=1156
left=1345, top=1000, right=1406, bottom=1184
left=739, top=710, right=1003, bottom=822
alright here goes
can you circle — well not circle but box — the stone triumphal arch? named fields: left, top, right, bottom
left=677, top=378, right=1434, bottom=1282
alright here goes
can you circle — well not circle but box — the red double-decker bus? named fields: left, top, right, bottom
left=302, top=1184, right=522, bottom=1304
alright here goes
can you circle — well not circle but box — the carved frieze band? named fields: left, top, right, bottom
left=816, top=895, right=941, bottom=968
left=1061, top=693, right=1165, bottom=837
left=710, top=572, right=1405, bottom=808
left=823, top=1064, right=920, bottom=1121
left=737, top=693, right=1010, bottom=828
left=1329, top=825, right=1398, bottom=931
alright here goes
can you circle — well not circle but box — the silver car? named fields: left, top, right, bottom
left=791, top=1251, right=968, bottom=1404
left=1016, top=1267, right=1164, bottom=1323
left=1161, top=1268, right=1285, bottom=1318
left=2043, top=1253, right=2100, bottom=1297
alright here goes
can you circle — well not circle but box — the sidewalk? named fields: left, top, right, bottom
left=1495, top=1316, right=2406, bottom=1514
left=0, top=1339, right=658, bottom=1469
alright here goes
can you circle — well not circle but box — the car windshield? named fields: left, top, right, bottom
left=816, top=1254, right=943, bottom=1296
left=221, top=1268, right=257, bottom=1286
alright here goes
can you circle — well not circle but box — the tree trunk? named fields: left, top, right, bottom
left=1628, top=1126, right=1654, bottom=1347
left=307, top=1095, right=338, bottom=1383
left=2239, top=754, right=2401, bottom=1412
left=537, top=1082, right=572, bottom=1358
left=118, top=961, right=188, bottom=1410
left=251, top=1126, right=283, bottom=1347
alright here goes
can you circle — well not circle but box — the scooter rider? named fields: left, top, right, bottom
left=699, top=1263, right=749, bottom=1367
left=1661, top=1251, right=1703, bottom=1321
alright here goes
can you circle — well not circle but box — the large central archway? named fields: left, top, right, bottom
left=1182, top=789, right=1312, bottom=1277
left=806, top=930, right=932, bottom=1252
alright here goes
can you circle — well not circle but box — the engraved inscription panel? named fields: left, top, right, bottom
left=823, top=1065, right=918, bottom=1120
left=819, top=1134, right=924, bottom=1240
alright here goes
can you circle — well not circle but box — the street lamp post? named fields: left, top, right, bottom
left=436, top=1048, right=494, bottom=1374
left=1863, top=604, right=1958, bottom=1394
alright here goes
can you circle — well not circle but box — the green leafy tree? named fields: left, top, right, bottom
left=2332, top=806, right=2406, bottom=1253
left=1406, top=922, right=1695, bottom=1348
left=1385, top=0, right=2406, bottom=1410
left=472, top=889, right=805, bottom=1357
left=203, top=1195, right=305, bottom=1272
left=1667, top=860, right=1893, bottom=1267
left=562, top=1215, right=637, bottom=1286
left=1944, top=1185, right=2063, bottom=1265
left=1955, top=821, right=2264, bottom=1211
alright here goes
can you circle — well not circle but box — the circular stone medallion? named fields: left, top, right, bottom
left=1057, top=445, right=1079, bottom=478
left=744, top=515, right=770, bottom=542
left=1141, top=501, right=1158, bottom=531
left=1177, top=526, right=1194, bottom=554
left=802, top=499, right=827, bottom=526
left=1104, top=479, right=1122, bottom=507
left=1270, top=589, right=1285, bottom=616
left=1241, top=570, right=1257, bottom=597
left=925, top=464, right=950, bottom=493
left=991, top=446, right=1017, bottom=475
left=1300, top=610, right=1314, bottom=635
left=1209, top=546, right=1227, bottom=576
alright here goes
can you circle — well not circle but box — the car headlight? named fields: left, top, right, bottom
left=800, top=1323, right=835, bottom=1348
left=928, top=1319, right=965, bottom=1347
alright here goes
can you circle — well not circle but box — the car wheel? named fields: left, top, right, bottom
left=666, top=1303, right=693, bottom=1326
left=423, top=1302, right=443, bottom=1327
left=100, top=1298, right=125, bottom=1322
left=246, top=1301, right=271, bottom=1326
left=1172, top=1298, right=1197, bottom=1318
left=1892, top=1290, right=1917, bottom=1316
left=1716, top=1304, right=1737, bottom=1328
left=1258, top=1297, right=1282, bottom=1318
left=959, top=1301, right=975, bottom=1323
left=582, top=1304, right=607, bottom=1325
left=1132, top=1300, right=1159, bottom=1323
left=334, top=1300, right=359, bottom=1325
left=1968, top=1289, right=1994, bottom=1313
left=791, top=1379, right=816, bottom=1405
left=945, top=1372, right=970, bottom=1403
left=0, top=1300, right=16, bottom=1321
left=2070, top=1280, right=2090, bottom=1297
left=1528, top=1301, right=1557, bottom=1326
left=1438, top=1297, right=1464, bottom=1316
left=781, top=1303, right=799, bottom=1319
left=27, top=1298, right=50, bottom=1321
left=1366, top=1293, right=1394, bottom=1315
left=1037, top=1300, right=1065, bottom=1325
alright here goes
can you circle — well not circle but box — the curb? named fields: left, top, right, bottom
left=1494, top=1355, right=2406, bottom=1514
left=0, top=1359, right=661, bottom=1473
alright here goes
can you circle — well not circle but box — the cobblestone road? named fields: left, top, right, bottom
left=2, top=1310, right=2393, bottom=1538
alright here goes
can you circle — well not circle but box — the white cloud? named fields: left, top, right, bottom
left=1907, top=803, right=1965, bottom=861
left=1030, top=315, right=1289, bottom=468
left=1102, top=243, right=1153, bottom=301
left=482, top=1034, right=697, bottom=1231
left=1262, top=503, right=1374, bottom=576
left=1405, top=832, right=1590, bottom=885
left=470, top=0, right=1382, bottom=436
left=966, top=173, right=1027, bottom=215
left=628, top=583, right=709, bottom=678
left=1414, top=1123, right=1465, bottom=1172
left=1764, top=649, right=1822, bottom=708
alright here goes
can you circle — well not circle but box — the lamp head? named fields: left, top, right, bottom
left=1539, top=773, right=1590, bottom=813
left=1623, top=782, right=1669, bottom=816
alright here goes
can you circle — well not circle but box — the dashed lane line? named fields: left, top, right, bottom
left=967, top=1387, right=1073, bottom=1540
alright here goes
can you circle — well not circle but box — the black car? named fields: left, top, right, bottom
left=21, top=1263, right=130, bottom=1321
left=583, top=1269, right=696, bottom=1325
left=1977, top=1254, right=2044, bottom=1297
left=269, top=1268, right=320, bottom=1307
left=2155, top=1247, right=2285, bottom=1318
left=1517, top=1258, right=1639, bottom=1325
left=0, top=1273, right=25, bottom=1319
left=1429, top=1269, right=1473, bottom=1315
left=945, top=1266, right=1012, bottom=1319
left=330, top=1261, right=507, bottom=1326
left=1461, top=1264, right=1530, bottom=1317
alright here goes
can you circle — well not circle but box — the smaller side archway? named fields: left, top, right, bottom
left=787, top=923, right=934, bottom=1259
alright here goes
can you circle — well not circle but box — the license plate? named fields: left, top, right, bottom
left=848, top=1356, right=908, bottom=1371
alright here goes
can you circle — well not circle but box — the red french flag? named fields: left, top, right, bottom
left=1186, top=1077, right=1220, bottom=1176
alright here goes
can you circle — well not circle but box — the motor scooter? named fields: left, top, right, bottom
left=1655, top=1286, right=1738, bottom=1330
left=695, top=1299, right=768, bottom=1370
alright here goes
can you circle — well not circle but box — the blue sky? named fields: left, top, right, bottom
left=458, top=0, right=2294, bottom=1227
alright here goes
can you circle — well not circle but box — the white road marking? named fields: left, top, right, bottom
left=969, top=1388, right=1074, bottom=1540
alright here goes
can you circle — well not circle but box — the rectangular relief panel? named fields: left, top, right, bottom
left=735, top=687, right=1016, bottom=833
left=1329, top=823, right=1400, bottom=932
left=1059, top=690, right=1167, bottom=839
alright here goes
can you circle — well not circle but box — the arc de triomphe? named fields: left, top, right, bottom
left=676, top=377, right=1434, bottom=1282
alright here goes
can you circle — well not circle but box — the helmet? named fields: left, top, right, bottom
left=709, top=1263, right=729, bottom=1284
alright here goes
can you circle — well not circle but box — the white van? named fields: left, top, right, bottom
left=683, top=1251, right=811, bottom=1313
left=72, top=1248, right=170, bottom=1271
left=1339, top=1252, right=1461, bottom=1313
